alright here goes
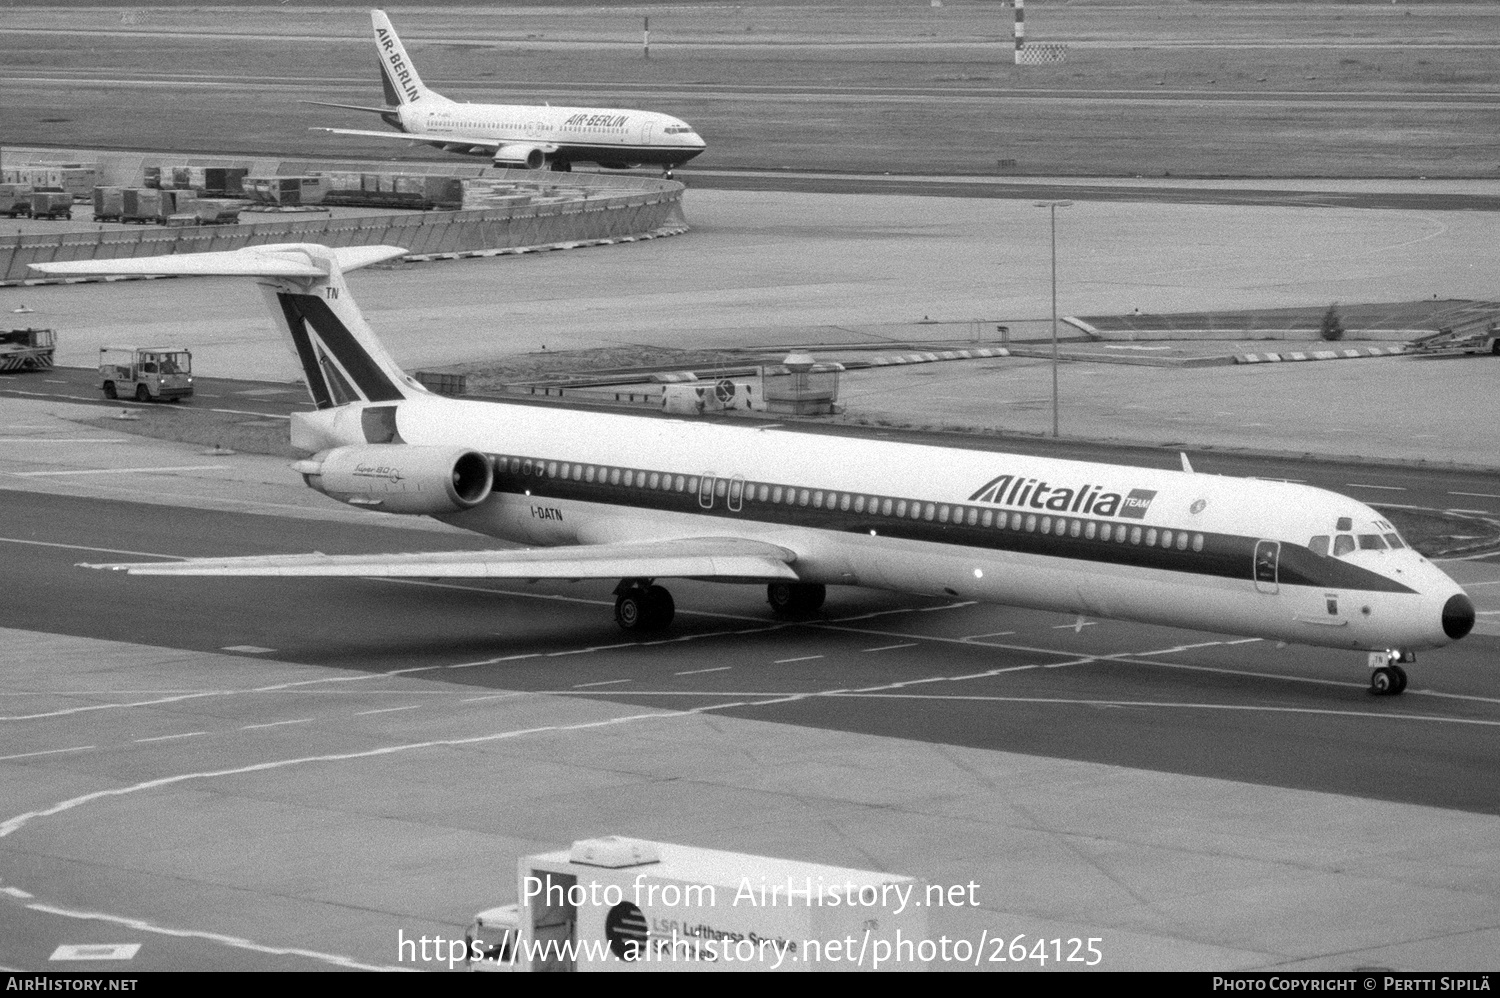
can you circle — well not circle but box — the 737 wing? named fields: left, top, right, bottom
left=79, top=536, right=800, bottom=583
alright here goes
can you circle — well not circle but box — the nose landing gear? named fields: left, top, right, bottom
left=1368, top=649, right=1414, bottom=695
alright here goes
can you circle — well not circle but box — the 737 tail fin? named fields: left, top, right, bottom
left=372, top=9, right=434, bottom=107
left=29, top=243, right=418, bottom=410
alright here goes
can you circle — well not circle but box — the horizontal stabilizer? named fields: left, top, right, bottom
left=80, top=537, right=802, bottom=583
left=30, top=244, right=407, bottom=278
left=300, top=100, right=401, bottom=115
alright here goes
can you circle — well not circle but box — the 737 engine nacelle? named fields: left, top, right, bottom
left=492, top=144, right=547, bottom=170
left=293, top=445, right=494, bottom=515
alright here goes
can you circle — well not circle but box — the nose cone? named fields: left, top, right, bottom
left=1443, top=593, right=1476, bottom=640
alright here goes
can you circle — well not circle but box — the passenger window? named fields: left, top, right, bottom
left=623, top=470, right=634, bottom=487
left=1011, top=512, right=1023, bottom=530
left=798, top=489, right=810, bottom=506
left=715, top=479, right=727, bottom=497
left=547, top=462, right=558, bottom=478
left=573, top=464, right=584, bottom=481
left=1384, top=533, right=1404, bottom=549
left=966, top=507, right=978, bottom=526
left=840, top=493, right=851, bottom=512
left=522, top=460, right=533, bottom=476
left=1161, top=530, right=1172, bottom=548
left=854, top=495, right=866, bottom=513
left=1055, top=518, right=1067, bottom=536
left=1192, top=533, right=1204, bottom=552
left=1145, top=528, right=1157, bottom=546
left=1025, top=514, right=1037, bottom=533
left=1085, top=521, right=1097, bottom=540
left=925, top=503, right=937, bottom=521
left=1308, top=535, right=1329, bottom=556
left=981, top=509, right=993, bottom=528
left=1131, top=527, right=1143, bottom=545
left=883, top=498, right=894, bottom=516
left=1333, top=535, right=1355, bottom=557
left=1040, top=516, right=1051, bottom=534
left=1070, top=519, right=1081, bottom=538
left=583, top=465, right=595, bottom=483
left=687, top=476, right=698, bottom=493
left=675, top=475, right=686, bottom=491
left=938, top=506, right=949, bottom=524
left=910, top=502, right=921, bottom=520
left=1100, top=523, right=1112, bottom=542
left=771, top=486, right=783, bottom=503
left=559, top=463, right=570, bottom=479
left=812, top=490, right=824, bottom=508
left=1358, top=534, right=1386, bottom=550
left=509, top=458, right=522, bottom=473
left=609, top=468, right=622, bottom=486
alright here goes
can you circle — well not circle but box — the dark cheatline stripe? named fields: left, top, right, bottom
left=277, top=294, right=404, bottom=403
left=492, top=456, right=1418, bottom=595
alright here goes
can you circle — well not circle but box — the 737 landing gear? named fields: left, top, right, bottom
left=614, top=579, right=674, bottom=632
left=767, top=582, right=825, bottom=618
left=1368, top=649, right=1413, bottom=696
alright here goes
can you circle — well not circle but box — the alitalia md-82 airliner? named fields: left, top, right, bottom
left=306, top=10, right=706, bottom=175
left=31, top=245, right=1474, bottom=697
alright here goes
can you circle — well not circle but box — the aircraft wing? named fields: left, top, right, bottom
left=79, top=536, right=801, bottom=582
left=311, top=126, right=503, bottom=152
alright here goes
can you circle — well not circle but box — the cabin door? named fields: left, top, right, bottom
left=1254, top=540, right=1280, bottom=595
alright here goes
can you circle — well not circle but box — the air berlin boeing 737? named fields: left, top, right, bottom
left=306, top=10, right=706, bottom=175
left=29, top=245, right=1474, bottom=697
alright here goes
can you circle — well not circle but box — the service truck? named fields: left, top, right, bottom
left=464, top=837, right=926, bottom=973
left=0, top=328, right=56, bottom=372
left=0, top=183, right=33, bottom=217
left=99, top=346, right=193, bottom=402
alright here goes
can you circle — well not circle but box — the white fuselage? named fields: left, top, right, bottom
left=400, top=94, right=706, bottom=166
left=304, top=394, right=1469, bottom=654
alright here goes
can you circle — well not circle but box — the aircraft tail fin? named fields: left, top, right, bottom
left=371, top=9, right=434, bottom=107
left=28, top=244, right=420, bottom=410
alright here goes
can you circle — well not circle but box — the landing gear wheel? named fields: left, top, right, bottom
left=1370, top=666, right=1407, bottom=696
left=767, top=582, right=826, bottom=618
left=102, top=381, right=117, bottom=399
left=614, top=584, right=674, bottom=632
left=135, top=384, right=152, bottom=403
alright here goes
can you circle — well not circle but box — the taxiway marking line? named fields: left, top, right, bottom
left=1344, top=483, right=1406, bottom=491
left=862, top=643, right=918, bottom=652
left=240, top=719, right=314, bottom=730
left=0, top=535, right=183, bottom=560
left=13, top=464, right=232, bottom=477
left=459, top=693, right=531, bottom=703
left=133, top=732, right=205, bottom=743
left=774, top=655, right=825, bottom=664
left=0, top=745, right=95, bottom=762
left=1449, top=492, right=1500, bottom=499
left=0, top=438, right=125, bottom=443
left=354, top=705, right=421, bottom=716
left=573, top=679, right=633, bottom=688
left=675, top=666, right=731, bottom=675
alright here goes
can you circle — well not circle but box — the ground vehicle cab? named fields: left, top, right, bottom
left=99, top=345, right=193, bottom=402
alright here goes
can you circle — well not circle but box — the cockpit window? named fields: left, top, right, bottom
left=1384, top=532, right=1405, bottom=549
left=1358, top=534, right=1387, bottom=550
left=1308, top=535, right=1330, bottom=556
left=1336, top=517, right=1352, bottom=531
left=1332, top=535, right=1356, bottom=557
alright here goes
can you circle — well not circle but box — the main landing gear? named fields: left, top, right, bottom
left=613, top=579, right=675, bottom=632
left=767, top=582, right=825, bottom=618
left=1368, top=649, right=1414, bottom=696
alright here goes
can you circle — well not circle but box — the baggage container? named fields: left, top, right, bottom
left=0, top=183, right=33, bottom=217
left=28, top=191, right=74, bottom=220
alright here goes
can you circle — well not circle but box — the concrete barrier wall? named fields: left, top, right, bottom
left=0, top=149, right=687, bottom=282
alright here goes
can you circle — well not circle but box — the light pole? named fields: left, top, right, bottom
left=1034, top=200, right=1072, bottom=437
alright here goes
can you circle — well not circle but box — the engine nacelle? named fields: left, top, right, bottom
left=492, top=144, right=547, bottom=170
left=295, top=444, right=494, bottom=515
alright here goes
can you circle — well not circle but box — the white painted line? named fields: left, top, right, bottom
left=573, top=679, right=633, bottom=688
left=1344, top=483, right=1406, bottom=491
left=548, top=642, right=638, bottom=657
left=448, top=652, right=542, bottom=668
left=1449, top=491, right=1500, bottom=499
left=28, top=903, right=398, bottom=972
left=14, top=464, right=232, bottom=477
left=133, top=732, right=206, bottom=743
left=959, top=632, right=1015, bottom=642
left=675, top=666, right=731, bottom=675
left=2, top=886, right=34, bottom=899
left=0, top=535, right=184, bottom=560
left=0, top=438, right=125, bottom=443
left=221, top=645, right=275, bottom=654
left=774, top=655, right=825, bottom=664
left=919, top=601, right=977, bottom=611
left=51, top=944, right=141, bottom=961
left=458, top=692, right=530, bottom=703
left=1051, top=621, right=1097, bottom=630
left=0, top=745, right=95, bottom=762
left=862, top=643, right=918, bottom=652
left=239, top=719, right=314, bottom=730
left=354, top=705, right=421, bottom=716
left=1445, top=508, right=1491, bottom=515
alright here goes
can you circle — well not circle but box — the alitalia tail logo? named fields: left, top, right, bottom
left=969, top=474, right=1156, bottom=520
